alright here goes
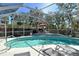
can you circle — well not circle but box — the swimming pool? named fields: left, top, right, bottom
left=6, top=33, right=79, bottom=48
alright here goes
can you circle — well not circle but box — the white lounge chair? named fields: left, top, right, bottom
left=40, top=48, right=64, bottom=56
left=55, top=45, right=79, bottom=56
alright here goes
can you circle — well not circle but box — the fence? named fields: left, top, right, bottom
left=0, top=28, right=35, bottom=37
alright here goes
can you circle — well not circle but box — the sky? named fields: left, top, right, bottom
left=16, top=3, right=58, bottom=14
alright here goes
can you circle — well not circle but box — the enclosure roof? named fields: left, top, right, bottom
left=0, top=3, right=23, bottom=16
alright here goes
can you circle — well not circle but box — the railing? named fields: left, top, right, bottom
left=0, top=46, right=11, bottom=54
left=0, top=30, right=33, bottom=37
left=0, top=40, right=11, bottom=54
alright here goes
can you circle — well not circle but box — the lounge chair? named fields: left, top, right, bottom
left=14, top=52, right=30, bottom=56
left=55, top=45, right=79, bottom=56
left=40, top=48, right=64, bottom=56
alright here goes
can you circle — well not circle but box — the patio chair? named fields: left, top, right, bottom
left=40, top=48, right=64, bottom=56
left=14, top=52, right=30, bottom=56
left=55, top=45, right=79, bottom=56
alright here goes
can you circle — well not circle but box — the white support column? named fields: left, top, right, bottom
left=12, top=18, right=14, bottom=36
left=23, top=20, right=25, bottom=36
left=77, top=3, right=79, bottom=21
left=5, top=20, right=7, bottom=43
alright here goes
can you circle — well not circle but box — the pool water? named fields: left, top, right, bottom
left=6, top=34, right=79, bottom=48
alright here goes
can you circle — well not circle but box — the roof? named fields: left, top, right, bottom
left=0, top=3, right=23, bottom=17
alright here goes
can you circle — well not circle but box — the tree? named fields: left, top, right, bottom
left=28, top=8, right=44, bottom=29
left=56, top=3, right=77, bottom=36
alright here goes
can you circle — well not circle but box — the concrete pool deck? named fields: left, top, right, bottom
left=0, top=36, right=79, bottom=56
